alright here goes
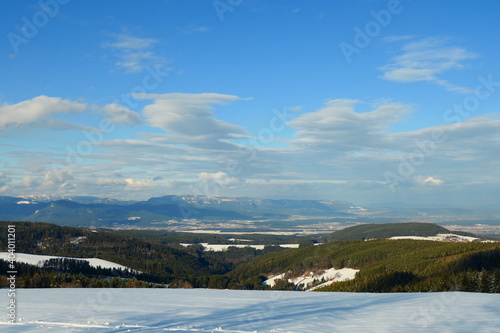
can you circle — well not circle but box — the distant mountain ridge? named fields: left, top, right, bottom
left=2, top=195, right=500, bottom=228
left=0, top=195, right=360, bottom=227
left=147, top=195, right=360, bottom=216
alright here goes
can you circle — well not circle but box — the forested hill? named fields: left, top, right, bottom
left=0, top=221, right=229, bottom=284
left=322, top=222, right=454, bottom=241
left=226, top=238, right=500, bottom=292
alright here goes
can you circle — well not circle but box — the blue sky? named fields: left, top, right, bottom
left=1, top=0, right=500, bottom=206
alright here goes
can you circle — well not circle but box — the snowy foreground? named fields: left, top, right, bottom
left=2, top=289, right=500, bottom=332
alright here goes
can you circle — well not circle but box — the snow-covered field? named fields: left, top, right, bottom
left=389, top=233, right=481, bottom=242
left=2, top=289, right=500, bottom=332
left=179, top=243, right=301, bottom=252
left=0, top=252, right=131, bottom=271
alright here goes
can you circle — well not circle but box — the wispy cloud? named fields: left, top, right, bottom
left=380, top=37, right=478, bottom=93
left=382, top=35, right=414, bottom=43
left=0, top=95, right=87, bottom=130
left=106, top=34, right=157, bottom=50
left=178, top=25, right=211, bottom=35
left=103, top=33, right=166, bottom=73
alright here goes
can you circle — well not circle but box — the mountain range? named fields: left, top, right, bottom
left=0, top=195, right=359, bottom=227
left=1, top=195, right=499, bottom=228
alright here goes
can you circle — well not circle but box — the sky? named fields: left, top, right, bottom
left=1, top=0, right=500, bottom=206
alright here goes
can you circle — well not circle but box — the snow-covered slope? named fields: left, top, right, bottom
left=2, top=289, right=500, bottom=332
left=390, top=233, right=480, bottom=242
left=0, top=252, right=131, bottom=271
left=264, top=267, right=359, bottom=290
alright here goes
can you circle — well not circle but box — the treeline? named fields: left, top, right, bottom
left=43, top=258, right=135, bottom=276
left=110, top=229, right=311, bottom=246
left=321, top=269, right=500, bottom=293
left=0, top=259, right=162, bottom=288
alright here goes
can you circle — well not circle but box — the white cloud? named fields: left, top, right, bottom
left=382, top=35, right=414, bottom=43
left=124, top=178, right=156, bottom=188
left=3, top=93, right=499, bottom=206
left=287, top=106, right=302, bottom=112
left=380, top=37, right=478, bottom=93
left=416, top=176, right=444, bottom=186
left=101, top=103, right=142, bottom=126
left=198, top=171, right=227, bottom=180
left=424, top=177, right=444, bottom=185
left=137, top=93, right=247, bottom=148
left=0, top=172, right=10, bottom=188
left=103, top=33, right=166, bottom=73
left=44, top=169, right=73, bottom=187
left=287, top=99, right=412, bottom=150
left=0, top=95, right=87, bottom=130
left=22, top=176, right=40, bottom=188
left=106, top=34, right=157, bottom=50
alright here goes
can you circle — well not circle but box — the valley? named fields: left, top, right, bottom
left=2, top=221, right=500, bottom=292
